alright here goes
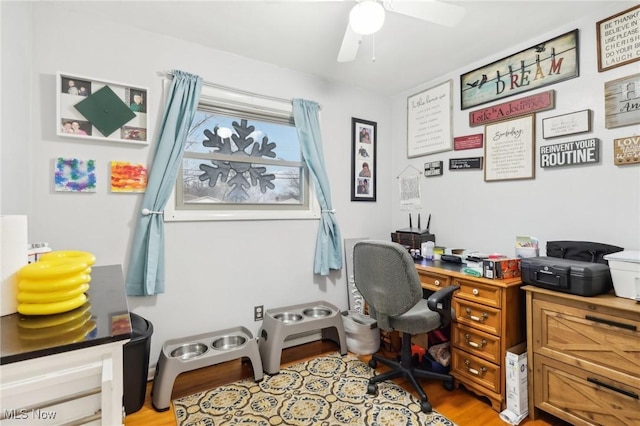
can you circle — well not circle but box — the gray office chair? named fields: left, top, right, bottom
left=353, top=240, right=459, bottom=413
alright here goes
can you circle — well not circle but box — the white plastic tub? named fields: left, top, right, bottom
left=603, top=251, right=640, bottom=300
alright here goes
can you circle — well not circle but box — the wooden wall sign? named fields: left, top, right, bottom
left=424, top=161, right=444, bottom=177
left=540, top=138, right=600, bottom=168
left=469, top=90, right=555, bottom=127
left=454, top=134, right=483, bottom=150
left=614, top=135, right=640, bottom=165
left=605, top=73, right=640, bottom=129
left=461, top=30, right=578, bottom=110
left=596, top=4, right=640, bottom=72
left=449, top=157, right=483, bottom=170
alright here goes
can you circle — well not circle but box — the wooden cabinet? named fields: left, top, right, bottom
left=416, top=263, right=525, bottom=411
left=524, top=285, right=640, bottom=426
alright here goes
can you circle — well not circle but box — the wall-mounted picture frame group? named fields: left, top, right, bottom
left=460, top=30, right=579, bottom=110
left=596, top=4, right=640, bottom=72
left=57, top=72, right=149, bottom=145
left=351, top=117, right=376, bottom=202
left=484, top=115, right=535, bottom=182
left=407, top=80, right=453, bottom=158
left=542, top=109, right=591, bottom=139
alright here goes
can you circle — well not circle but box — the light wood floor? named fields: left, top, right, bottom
left=124, top=340, right=569, bottom=426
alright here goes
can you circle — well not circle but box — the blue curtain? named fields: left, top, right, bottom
left=293, top=99, right=343, bottom=275
left=126, top=70, right=203, bottom=296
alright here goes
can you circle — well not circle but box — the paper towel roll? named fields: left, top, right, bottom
left=1, top=215, right=28, bottom=316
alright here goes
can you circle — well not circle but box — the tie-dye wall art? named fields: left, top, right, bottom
left=110, top=161, right=147, bottom=193
left=54, top=157, right=96, bottom=192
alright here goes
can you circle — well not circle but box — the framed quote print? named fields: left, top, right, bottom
left=351, top=117, right=376, bottom=202
left=484, top=115, right=535, bottom=182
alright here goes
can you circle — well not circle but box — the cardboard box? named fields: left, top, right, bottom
left=483, top=258, right=521, bottom=280
left=505, top=342, right=528, bottom=417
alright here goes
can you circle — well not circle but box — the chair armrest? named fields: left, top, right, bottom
left=427, top=285, right=460, bottom=328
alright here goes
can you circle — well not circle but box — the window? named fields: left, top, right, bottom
left=164, top=85, right=319, bottom=221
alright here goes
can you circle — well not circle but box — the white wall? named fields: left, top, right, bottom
left=1, top=2, right=392, bottom=366
left=390, top=2, right=640, bottom=257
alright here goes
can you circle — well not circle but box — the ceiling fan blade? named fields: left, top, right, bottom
left=337, top=23, right=362, bottom=62
left=385, top=0, right=465, bottom=28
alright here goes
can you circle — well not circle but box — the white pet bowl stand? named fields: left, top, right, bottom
left=258, top=300, right=347, bottom=375
left=151, top=325, right=263, bottom=411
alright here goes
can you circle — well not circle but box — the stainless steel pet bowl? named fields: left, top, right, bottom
left=303, top=307, right=332, bottom=318
left=212, top=334, right=247, bottom=350
left=273, top=312, right=303, bottom=323
left=170, top=342, right=208, bottom=360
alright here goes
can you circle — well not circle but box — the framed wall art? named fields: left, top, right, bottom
left=407, top=80, right=453, bottom=158
left=605, top=73, right=640, bottom=129
left=461, top=30, right=579, bottom=110
left=484, top=115, right=535, bottom=182
left=351, top=117, right=376, bottom=202
left=596, top=5, right=640, bottom=72
left=57, top=72, right=149, bottom=145
left=542, top=109, right=591, bottom=139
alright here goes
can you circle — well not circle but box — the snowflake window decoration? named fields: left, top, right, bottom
left=198, top=119, right=277, bottom=202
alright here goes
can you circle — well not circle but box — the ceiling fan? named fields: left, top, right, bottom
left=337, top=0, right=466, bottom=62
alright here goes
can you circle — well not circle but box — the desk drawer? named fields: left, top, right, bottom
left=417, top=270, right=451, bottom=291
left=454, top=299, right=501, bottom=336
left=534, top=354, right=640, bottom=426
left=454, top=278, right=501, bottom=308
left=452, top=350, right=501, bottom=394
left=452, top=323, right=500, bottom=364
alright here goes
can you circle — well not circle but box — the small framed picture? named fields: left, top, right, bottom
left=351, top=118, right=376, bottom=202
left=542, top=110, right=590, bottom=139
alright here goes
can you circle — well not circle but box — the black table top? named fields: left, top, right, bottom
left=1, top=265, right=132, bottom=365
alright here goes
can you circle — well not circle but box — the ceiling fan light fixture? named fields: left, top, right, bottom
left=349, top=1, right=385, bottom=35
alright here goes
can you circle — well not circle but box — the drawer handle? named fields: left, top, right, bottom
left=464, top=333, right=487, bottom=348
left=464, top=360, right=487, bottom=376
left=434, top=279, right=441, bottom=286
left=465, top=308, right=488, bottom=322
left=472, top=288, right=479, bottom=296
left=585, top=315, right=637, bottom=331
left=587, top=377, right=639, bottom=399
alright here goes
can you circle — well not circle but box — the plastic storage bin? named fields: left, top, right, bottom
left=124, top=313, right=154, bottom=415
left=342, top=310, right=379, bottom=355
left=604, top=250, right=640, bottom=300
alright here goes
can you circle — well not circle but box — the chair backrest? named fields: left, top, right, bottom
left=353, top=240, right=423, bottom=329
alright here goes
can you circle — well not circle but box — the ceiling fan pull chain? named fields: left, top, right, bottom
left=372, top=34, right=376, bottom=62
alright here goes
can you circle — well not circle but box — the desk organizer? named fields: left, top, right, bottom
left=151, top=325, right=263, bottom=411
left=258, top=301, right=347, bottom=374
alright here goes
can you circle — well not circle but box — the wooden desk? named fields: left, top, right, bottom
left=523, top=285, right=640, bottom=425
left=415, top=260, right=525, bottom=412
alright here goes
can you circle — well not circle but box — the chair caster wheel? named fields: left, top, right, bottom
left=367, top=383, right=378, bottom=396
left=420, top=400, right=433, bottom=413
left=368, top=359, right=377, bottom=369
left=443, top=380, right=454, bottom=391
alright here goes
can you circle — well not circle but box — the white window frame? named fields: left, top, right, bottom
left=164, top=83, right=320, bottom=222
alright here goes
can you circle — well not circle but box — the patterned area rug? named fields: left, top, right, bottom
left=173, top=352, right=457, bottom=425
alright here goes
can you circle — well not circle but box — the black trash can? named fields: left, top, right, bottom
left=123, top=313, right=154, bottom=415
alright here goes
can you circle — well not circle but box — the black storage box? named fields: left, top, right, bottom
left=391, top=228, right=435, bottom=250
left=521, top=256, right=613, bottom=296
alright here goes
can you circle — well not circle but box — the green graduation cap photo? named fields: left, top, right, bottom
left=74, top=85, right=136, bottom=137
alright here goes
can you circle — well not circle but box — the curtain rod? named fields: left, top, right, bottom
left=158, top=71, right=299, bottom=107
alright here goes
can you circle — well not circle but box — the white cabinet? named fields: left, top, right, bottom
left=1, top=341, right=127, bottom=426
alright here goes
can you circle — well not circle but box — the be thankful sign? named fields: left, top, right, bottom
left=540, top=138, right=600, bottom=168
left=614, top=135, right=640, bottom=165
